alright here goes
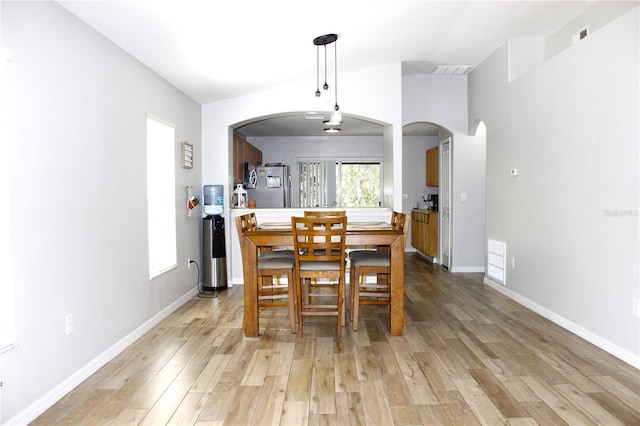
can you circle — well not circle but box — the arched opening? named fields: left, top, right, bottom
left=402, top=121, right=451, bottom=260
left=402, top=120, right=487, bottom=272
left=230, top=111, right=393, bottom=208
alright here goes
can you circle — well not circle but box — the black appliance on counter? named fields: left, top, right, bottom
left=428, top=194, right=438, bottom=211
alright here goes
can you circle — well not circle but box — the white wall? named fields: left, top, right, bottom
left=2, top=3, right=202, bottom=423
left=401, top=134, right=438, bottom=250
left=468, top=6, right=639, bottom=365
left=450, top=126, right=486, bottom=271
left=202, top=64, right=403, bottom=208
left=202, top=63, right=404, bottom=269
left=544, top=1, right=637, bottom=61
left=401, top=135, right=439, bottom=207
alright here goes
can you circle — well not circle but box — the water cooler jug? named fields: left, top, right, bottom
left=203, top=184, right=224, bottom=216
left=203, top=215, right=227, bottom=291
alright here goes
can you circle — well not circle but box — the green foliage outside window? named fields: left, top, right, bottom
left=339, top=163, right=380, bottom=207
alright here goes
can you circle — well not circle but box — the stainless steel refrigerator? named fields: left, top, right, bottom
left=245, top=163, right=291, bottom=208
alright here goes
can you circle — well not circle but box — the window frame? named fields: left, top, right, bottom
left=297, top=156, right=382, bottom=208
left=146, top=114, right=177, bottom=279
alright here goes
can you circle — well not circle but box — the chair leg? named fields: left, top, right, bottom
left=341, top=279, right=346, bottom=328
left=349, top=264, right=355, bottom=322
left=337, top=278, right=343, bottom=337
left=352, top=265, right=360, bottom=331
left=287, top=269, right=296, bottom=333
left=296, top=277, right=304, bottom=337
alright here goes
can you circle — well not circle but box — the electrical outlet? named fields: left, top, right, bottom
left=187, top=258, right=192, bottom=269
left=65, top=313, right=74, bottom=335
left=632, top=298, right=640, bottom=318
left=511, top=256, right=516, bottom=268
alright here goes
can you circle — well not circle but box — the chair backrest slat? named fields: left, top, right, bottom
left=292, top=215, right=347, bottom=263
left=237, top=212, right=258, bottom=233
left=304, top=210, right=346, bottom=218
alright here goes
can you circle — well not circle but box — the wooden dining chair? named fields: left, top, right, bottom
left=235, top=215, right=297, bottom=333
left=292, top=215, right=348, bottom=336
left=303, top=210, right=346, bottom=217
left=237, top=212, right=294, bottom=259
left=348, top=211, right=409, bottom=330
left=303, top=210, right=348, bottom=324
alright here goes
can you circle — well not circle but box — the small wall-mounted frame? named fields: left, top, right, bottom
left=182, top=141, right=193, bottom=169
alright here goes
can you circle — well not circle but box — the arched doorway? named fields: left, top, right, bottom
left=402, top=120, right=486, bottom=272
left=402, top=121, right=443, bottom=258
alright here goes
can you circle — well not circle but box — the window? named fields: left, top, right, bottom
left=298, top=160, right=381, bottom=208
left=146, top=115, right=177, bottom=279
left=337, top=162, right=381, bottom=207
left=298, top=161, right=328, bottom=208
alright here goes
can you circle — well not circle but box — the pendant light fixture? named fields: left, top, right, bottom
left=313, top=33, right=342, bottom=125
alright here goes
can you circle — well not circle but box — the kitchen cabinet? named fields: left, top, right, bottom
left=233, top=135, right=244, bottom=185
left=411, top=209, right=438, bottom=258
left=426, top=146, right=439, bottom=187
left=242, top=141, right=262, bottom=166
left=233, top=135, right=262, bottom=185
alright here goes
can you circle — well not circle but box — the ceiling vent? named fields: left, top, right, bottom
left=433, top=65, right=471, bottom=75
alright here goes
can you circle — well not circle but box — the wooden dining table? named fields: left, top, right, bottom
left=239, top=221, right=405, bottom=337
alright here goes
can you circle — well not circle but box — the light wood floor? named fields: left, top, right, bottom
left=33, top=253, right=640, bottom=425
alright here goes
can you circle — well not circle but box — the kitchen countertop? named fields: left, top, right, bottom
left=413, top=208, right=438, bottom=213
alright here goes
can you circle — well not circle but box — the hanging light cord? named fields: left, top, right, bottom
left=334, top=40, right=338, bottom=110
left=323, top=44, right=329, bottom=91
left=315, top=45, right=320, bottom=97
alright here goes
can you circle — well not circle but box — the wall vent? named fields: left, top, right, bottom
left=487, top=239, right=506, bottom=285
left=572, top=26, right=589, bottom=44
left=432, top=65, right=471, bottom=75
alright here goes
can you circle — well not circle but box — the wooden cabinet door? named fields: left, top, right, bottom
left=411, top=211, right=421, bottom=251
left=233, top=136, right=244, bottom=184
left=411, top=211, right=430, bottom=254
left=426, top=147, right=439, bottom=187
left=419, top=217, right=427, bottom=254
left=233, top=136, right=263, bottom=185
left=411, top=210, right=438, bottom=257
left=427, top=211, right=438, bottom=257
left=243, top=142, right=255, bottom=166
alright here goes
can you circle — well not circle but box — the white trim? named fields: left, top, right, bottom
left=450, top=266, right=485, bottom=273
left=0, top=44, right=16, bottom=352
left=483, top=276, right=640, bottom=369
left=5, top=287, right=198, bottom=426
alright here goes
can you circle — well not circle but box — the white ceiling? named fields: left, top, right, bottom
left=59, top=0, right=596, bottom=136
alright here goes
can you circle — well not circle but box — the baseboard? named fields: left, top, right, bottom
left=6, top=287, right=199, bottom=426
left=450, top=266, right=485, bottom=273
left=483, top=276, right=640, bottom=369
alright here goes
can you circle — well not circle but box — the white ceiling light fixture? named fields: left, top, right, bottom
left=314, top=33, right=342, bottom=125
